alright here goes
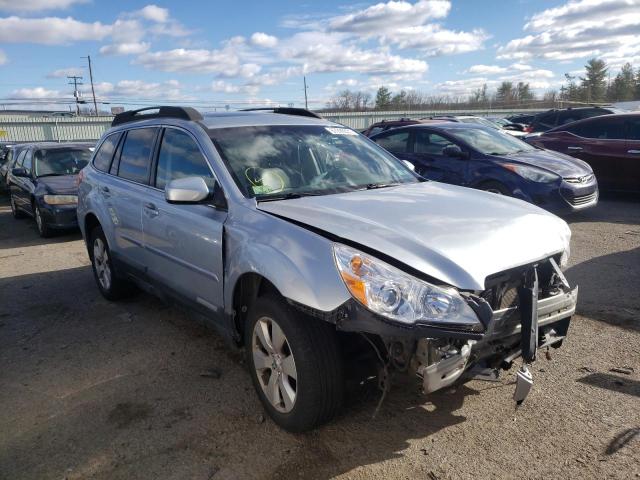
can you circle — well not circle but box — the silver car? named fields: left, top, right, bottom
left=78, top=107, right=578, bottom=432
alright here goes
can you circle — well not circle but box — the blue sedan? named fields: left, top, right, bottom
left=370, top=122, right=598, bottom=214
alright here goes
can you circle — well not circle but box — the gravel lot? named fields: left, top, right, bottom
left=0, top=194, right=638, bottom=480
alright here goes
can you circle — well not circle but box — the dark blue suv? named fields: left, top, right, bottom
left=370, top=122, right=598, bottom=214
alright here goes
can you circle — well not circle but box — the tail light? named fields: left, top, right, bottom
left=523, top=125, right=533, bottom=133
left=76, top=167, right=85, bottom=187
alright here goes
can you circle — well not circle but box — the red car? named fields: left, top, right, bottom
left=527, top=113, right=640, bottom=193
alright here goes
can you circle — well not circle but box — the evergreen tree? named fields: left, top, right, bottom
left=516, top=82, right=534, bottom=102
left=609, top=63, right=635, bottom=101
left=580, top=58, right=608, bottom=102
left=496, top=81, right=515, bottom=104
left=374, top=86, right=392, bottom=109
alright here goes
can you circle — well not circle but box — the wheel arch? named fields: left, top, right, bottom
left=230, top=272, right=280, bottom=345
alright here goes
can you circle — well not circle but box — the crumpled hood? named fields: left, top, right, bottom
left=505, top=149, right=592, bottom=178
left=38, top=175, right=78, bottom=195
left=257, top=182, right=571, bottom=291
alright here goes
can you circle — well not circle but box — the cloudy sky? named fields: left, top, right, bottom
left=0, top=0, right=638, bottom=110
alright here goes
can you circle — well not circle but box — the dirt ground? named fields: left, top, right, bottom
left=0, top=194, right=638, bottom=480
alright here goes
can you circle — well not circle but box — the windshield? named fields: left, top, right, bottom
left=459, top=117, right=500, bottom=129
left=34, top=148, right=92, bottom=177
left=449, top=127, right=536, bottom=156
left=210, top=125, right=418, bottom=199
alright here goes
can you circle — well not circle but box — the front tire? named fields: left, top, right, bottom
left=89, top=226, right=134, bottom=300
left=34, top=203, right=53, bottom=238
left=245, top=295, right=343, bottom=432
left=480, top=180, right=511, bottom=196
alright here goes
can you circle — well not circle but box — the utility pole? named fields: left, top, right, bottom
left=82, top=55, right=98, bottom=115
left=67, top=75, right=84, bottom=115
left=303, top=76, right=308, bottom=110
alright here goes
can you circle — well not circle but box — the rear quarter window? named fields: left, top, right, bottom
left=93, top=133, right=121, bottom=172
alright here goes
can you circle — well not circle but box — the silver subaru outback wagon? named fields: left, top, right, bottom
left=78, top=106, right=578, bottom=432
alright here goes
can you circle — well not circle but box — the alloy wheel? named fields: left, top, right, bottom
left=252, top=316, right=298, bottom=413
left=35, top=206, right=43, bottom=233
left=93, top=238, right=112, bottom=291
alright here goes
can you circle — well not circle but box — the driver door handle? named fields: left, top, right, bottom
left=628, top=149, right=640, bottom=154
left=567, top=146, right=583, bottom=151
left=144, top=202, right=159, bottom=218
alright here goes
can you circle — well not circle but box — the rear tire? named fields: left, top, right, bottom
left=89, top=226, right=134, bottom=301
left=10, top=194, right=26, bottom=219
left=480, top=181, right=511, bottom=196
left=245, top=294, right=344, bottom=432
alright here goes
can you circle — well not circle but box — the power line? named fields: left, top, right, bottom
left=67, top=75, right=83, bottom=114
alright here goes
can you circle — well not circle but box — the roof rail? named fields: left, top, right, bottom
left=239, top=107, right=323, bottom=119
left=112, top=106, right=203, bottom=126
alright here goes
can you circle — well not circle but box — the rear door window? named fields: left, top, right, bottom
left=568, top=117, right=626, bottom=139
left=117, top=128, right=158, bottom=184
left=22, top=150, right=33, bottom=175
left=14, top=149, right=27, bottom=167
left=374, top=130, right=410, bottom=154
left=414, top=131, right=454, bottom=155
left=93, top=133, right=121, bottom=172
left=155, top=128, right=213, bottom=190
left=627, top=118, right=640, bottom=140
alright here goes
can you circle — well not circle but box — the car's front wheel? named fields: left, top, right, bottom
left=246, top=295, right=343, bottom=432
left=34, top=203, right=52, bottom=238
left=480, top=180, right=511, bottom=196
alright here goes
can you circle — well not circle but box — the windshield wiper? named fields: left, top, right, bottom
left=257, top=191, right=324, bottom=202
left=363, top=182, right=401, bottom=190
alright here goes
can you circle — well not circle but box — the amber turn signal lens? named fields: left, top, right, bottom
left=339, top=270, right=367, bottom=306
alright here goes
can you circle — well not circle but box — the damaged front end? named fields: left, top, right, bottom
left=332, top=255, right=577, bottom=405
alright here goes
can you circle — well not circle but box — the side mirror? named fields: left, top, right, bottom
left=401, top=160, right=415, bottom=172
left=165, top=177, right=210, bottom=204
left=12, top=167, right=28, bottom=177
left=443, top=145, right=467, bottom=159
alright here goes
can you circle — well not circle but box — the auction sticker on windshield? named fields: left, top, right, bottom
left=325, top=127, right=357, bottom=136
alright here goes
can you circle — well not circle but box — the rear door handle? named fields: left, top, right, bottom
left=100, top=185, right=111, bottom=197
left=567, top=146, right=583, bottom=151
left=628, top=149, right=640, bottom=154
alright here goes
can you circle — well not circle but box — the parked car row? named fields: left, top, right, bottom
left=9, top=105, right=633, bottom=433
left=39, top=106, right=577, bottom=432
left=5, top=141, right=94, bottom=236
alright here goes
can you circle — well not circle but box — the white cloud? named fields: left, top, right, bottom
left=499, top=0, right=640, bottom=61
left=380, top=25, right=488, bottom=56
left=329, top=0, right=450, bottom=34
left=46, top=67, right=84, bottom=78
left=100, top=42, right=150, bottom=56
left=0, top=49, right=6, bottom=65
left=136, top=4, right=169, bottom=23
left=0, top=0, right=87, bottom=12
left=210, top=80, right=259, bottom=95
left=0, top=16, right=111, bottom=44
left=135, top=48, right=262, bottom=77
left=467, top=65, right=508, bottom=74
left=279, top=31, right=428, bottom=76
left=77, top=79, right=190, bottom=101
left=250, top=32, right=278, bottom=48
left=10, top=87, right=62, bottom=99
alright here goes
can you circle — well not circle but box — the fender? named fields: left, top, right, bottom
left=223, top=207, right=351, bottom=319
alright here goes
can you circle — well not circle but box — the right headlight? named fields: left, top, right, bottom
left=333, top=244, right=481, bottom=330
left=503, top=164, right=560, bottom=183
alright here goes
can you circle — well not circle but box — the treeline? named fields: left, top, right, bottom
left=324, top=58, right=640, bottom=112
